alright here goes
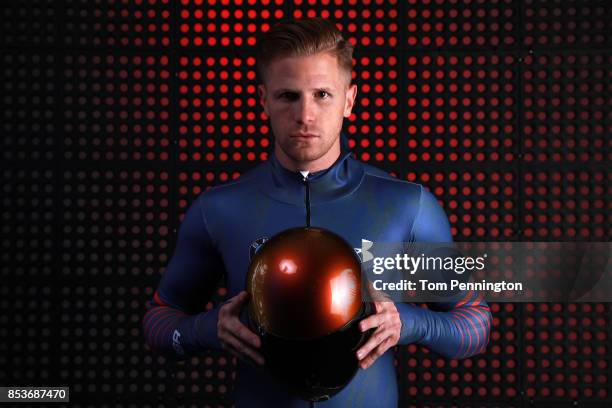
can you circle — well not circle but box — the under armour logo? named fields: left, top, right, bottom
left=249, top=237, right=269, bottom=261
left=361, top=239, right=374, bottom=262
left=172, top=329, right=185, bottom=356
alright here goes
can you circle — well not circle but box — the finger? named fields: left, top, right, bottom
left=360, top=337, right=394, bottom=369
left=356, top=327, right=386, bottom=361
left=226, top=317, right=261, bottom=348
left=359, top=313, right=383, bottom=332
left=222, top=331, right=265, bottom=365
left=224, top=291, right=250, bottom=313
left=366, top=282, right=392, bottom=302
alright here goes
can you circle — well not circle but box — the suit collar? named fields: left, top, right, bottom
left=262, top=133, right=365, bottom=205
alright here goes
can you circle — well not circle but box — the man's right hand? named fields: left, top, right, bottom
left=217, top=290, right=265, bottom=366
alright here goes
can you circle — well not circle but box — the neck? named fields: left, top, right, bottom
left=274, top=141, right=342, bottom=173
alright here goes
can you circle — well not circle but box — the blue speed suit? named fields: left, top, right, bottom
left=143, top=135, right=492, bottom=407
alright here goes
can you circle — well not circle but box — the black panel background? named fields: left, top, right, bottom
left=1, top=1, right=610, bottom=407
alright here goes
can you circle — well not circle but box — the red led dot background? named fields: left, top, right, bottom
left=1, top=1, right=610, bottom=407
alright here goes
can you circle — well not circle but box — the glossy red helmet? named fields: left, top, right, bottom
left=246, top=227, right=373, bottom=401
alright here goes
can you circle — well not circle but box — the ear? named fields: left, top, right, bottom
left=343, top=83, right=358, bottom=118
left=258, top=84, right=269, bottom=116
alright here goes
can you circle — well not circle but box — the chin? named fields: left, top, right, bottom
left=283, top=143, right=323, bottom=162
left=289, top=150, right=323, bottom=164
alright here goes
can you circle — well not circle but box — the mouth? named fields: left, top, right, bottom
left=290, top=133, right=319, bottom=139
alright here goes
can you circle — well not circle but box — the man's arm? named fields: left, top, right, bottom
left=397, top=293, right=491, bottom=359
left=397, top=186, right=492, bottom=359
left=142, top=196, right=225, bottom=359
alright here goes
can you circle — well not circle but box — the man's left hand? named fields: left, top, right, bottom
left=355, top=301, right=402, bottom=369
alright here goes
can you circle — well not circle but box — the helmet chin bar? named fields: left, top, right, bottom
left=249, top=302, right=374, bottom=402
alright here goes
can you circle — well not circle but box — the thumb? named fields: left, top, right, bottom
left=229, top=291, right=250, bottom=310
left=366, top=280, right=391, bottom=303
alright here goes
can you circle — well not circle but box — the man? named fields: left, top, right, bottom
left=143, top=18, right=491, bottom=407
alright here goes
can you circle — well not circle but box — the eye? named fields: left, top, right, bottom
left=316, top=90, right=331, bottom=99
left=279, top=92, right=299, bottom=101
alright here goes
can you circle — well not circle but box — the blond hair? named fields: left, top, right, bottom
left=256, top=18, right=354, bottom=85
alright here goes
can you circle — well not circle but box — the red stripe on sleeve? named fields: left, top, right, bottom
left=151, top=309, right=186, bottom=348
left=455, top=289, right=475, bottom=308
left=459, top=307, right=485, bottom=357
left=154, top=291, right=168, bottom=306
left=451, top=309, right=473, bottom=358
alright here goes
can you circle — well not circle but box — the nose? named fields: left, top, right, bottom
left=294, top=96, right=316, bottom=124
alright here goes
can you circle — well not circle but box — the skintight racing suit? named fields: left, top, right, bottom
left=143, top=135, right=492, bottom=407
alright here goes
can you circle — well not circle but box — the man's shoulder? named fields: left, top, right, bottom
left=196, top=161, right=268, bottom=205
left=358, top=160, right=423, bottom=197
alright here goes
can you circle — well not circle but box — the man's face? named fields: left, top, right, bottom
left=258, top=52, right=357, bottom=172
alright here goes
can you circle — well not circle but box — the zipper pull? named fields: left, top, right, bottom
left=299, top=171, right=311, bottom=228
